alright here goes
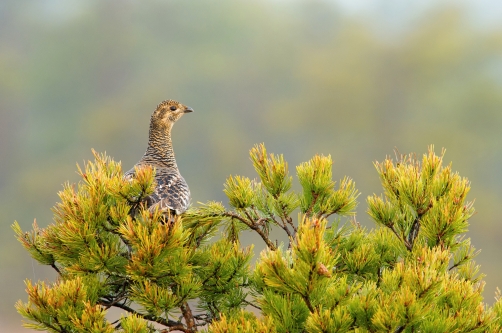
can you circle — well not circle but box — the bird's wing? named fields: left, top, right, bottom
left=123, top=167, right=135, bottom=181
left=148, top=169, right=191, bottom=215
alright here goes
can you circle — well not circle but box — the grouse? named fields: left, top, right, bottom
left=124, top=99, right=193, bottom=216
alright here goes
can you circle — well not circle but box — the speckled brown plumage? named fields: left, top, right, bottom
left=125, top=99, right=193, bottom=215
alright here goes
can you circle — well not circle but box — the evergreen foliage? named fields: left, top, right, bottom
left=14, top=144, right=502, bottom=332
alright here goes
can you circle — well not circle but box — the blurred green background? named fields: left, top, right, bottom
left=2, top=0, right=502, bottom=330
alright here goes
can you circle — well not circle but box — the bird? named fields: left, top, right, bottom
left=124, top=99, right=193, bottom=216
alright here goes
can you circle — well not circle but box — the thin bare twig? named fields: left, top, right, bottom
left=223, top=212, right=276, bottom=250
left=243, top=299, right=262, bottom=310
left=98, top=300, right=182, bottom=329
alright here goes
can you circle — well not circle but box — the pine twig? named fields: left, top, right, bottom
left=98, top=300, right=183, bottom=329
left=405, top=216, right=421, bottom=251
left=50, top=263, right=62, bottom=275
left=305, top=192, right=319, bottom=217
left=180, top=301, right=197, bottom=332
left=243, top=299, right=262, bottom=310
left=223, top=212, right=277, bottom=250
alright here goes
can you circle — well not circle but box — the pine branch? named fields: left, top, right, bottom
left=242, top=299, right=262, bottom=310
left=180, top=301, right=196, bottom=332
left=285, top=216, right=297, bottom=233
left=271, top=215, right=294, bottom=246
left=193, top=314, right=212, bottom=327
left=269, top=259, right=315, bottom=313
left=305, top=192, right=319, bottom=217
left=201, top=262, right=223, bottom=286
left=405, top=216, right=421, bottom=251
left=405, top=208, right=429, bottom=251
left=302, top=262, right=316, bottom=313
left=98, top=299, right=183, bottom=329
left=42, top=320, right=67, bottom=333
left=160, top=326, right=191, bottom=333
left=302, top=294, right=315, bottom=313
left=261, top=212, right=292, bottom=238
left=50, top=263, right=62, bottom=275
left=223, top=212, right=276, bottom=250
left=100, top=289, right=128, bottom=309
left=388, top=225, right=405, bottom=245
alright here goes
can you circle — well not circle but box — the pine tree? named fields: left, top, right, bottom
left=14, top=145, right=502, bottom=332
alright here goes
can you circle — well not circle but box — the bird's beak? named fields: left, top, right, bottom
left=184, top=107, right=194, bottom=113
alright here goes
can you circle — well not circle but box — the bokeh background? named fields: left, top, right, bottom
left=2, top=0, right=502, bottom=331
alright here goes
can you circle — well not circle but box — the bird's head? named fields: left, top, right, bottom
left=151, top=99, right=193, bottom=129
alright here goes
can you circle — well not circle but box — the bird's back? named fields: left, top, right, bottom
left=125, top=163, right=191, bottom=215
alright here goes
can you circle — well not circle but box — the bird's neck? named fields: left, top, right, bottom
left=144, top=124, right=178, bottom=169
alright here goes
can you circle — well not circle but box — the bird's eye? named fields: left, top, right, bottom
left=170, top=106, right=177, bottom=111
